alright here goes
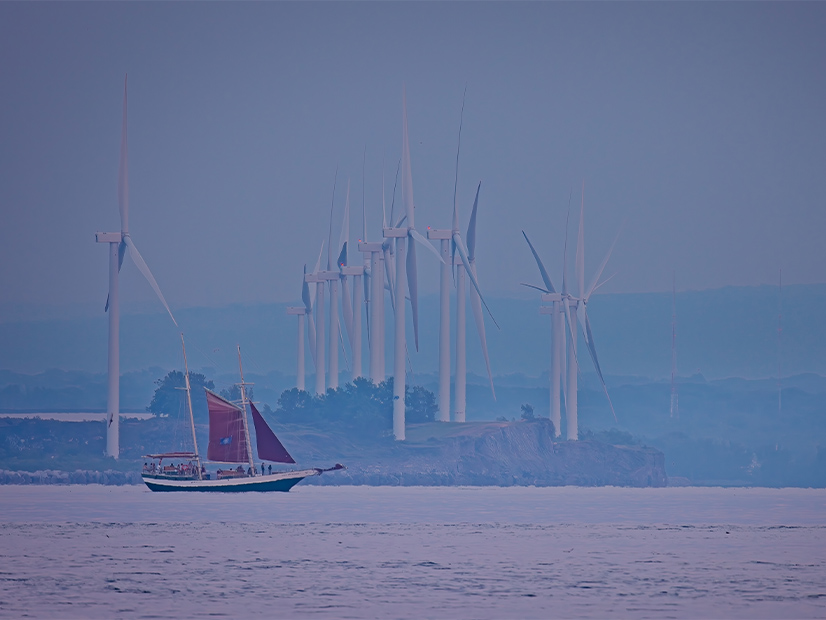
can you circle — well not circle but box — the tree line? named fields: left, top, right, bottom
left=148, top=372, right=436, bottom=436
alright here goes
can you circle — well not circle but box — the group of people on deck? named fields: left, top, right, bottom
left=216, top=464, right=274, bottom=478
left=143, top=460, right=277, bottom=478
left=142, top=461, right=205, bottom=477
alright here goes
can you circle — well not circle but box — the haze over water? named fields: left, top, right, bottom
left=2, top=486, right=824, bottom=619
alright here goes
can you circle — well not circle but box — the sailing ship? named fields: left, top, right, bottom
left=141, top=337, right=343, bottom=492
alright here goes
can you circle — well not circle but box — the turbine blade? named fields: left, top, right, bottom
left=363, top=267, right=371, bottom=344
left=590, top=272, right=617, bottom=297
left=452, top=86, right=466, bottom=234
left=466, top=182, right=480, bottom=261
left=585, top=221, right=624, bottom=302
left=341, top=274, right=355, bottom=348
left=451, top=238, right=457, bottom=284
left=338, top=179, right=350, bottom=263
left=562, top=299, right=579, bottom=369
left=583, top=311, right=617, bottom=422
left=337, top=244, right=347, bottom=269
left=308, top=311, right=317, bottom=369
left=105, top=240, right=128, bottom=312
left=401, top=86, right=415, bottom=229
left=521, top=231, right=556, bottom=294
left=118, top=75, right=129, bottom=235
left=410, top=228, right=445, bottom=263
left=562, top=202, right=571, bottom=296
left=389, top=159, right=400, bottom=231
left=310, top=241, right=324, bottom=307
left=362, top=147, right=367, bottom=242
left=560, top=313, right=568, bottom=414
left=406, top=238, right=419, bottom=351
left=577, top=301, right=588, bottom=345
left=302, top=265, right=312, bottom=312
left=520, top=282, right=551, bottom=294
left=327, top=167, right=338, bottom=271
left=453, top=234, right=499, bottom=329
left=381, top=162, right=387, bottom=230
left=314, top=241, right=324, bottom=274
left=123, top=235, right=177, bottom=327
left=469, top=262, right=496, bottom=399
left=576, top=180, right=585, bottom=298
left=302, top=264, right=316, bottom=368
left=383, top=245, right=396, bottom=311
left=339, top=325, right=350, bottom=371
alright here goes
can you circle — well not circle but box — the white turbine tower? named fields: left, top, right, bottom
left=383, top=88, right=444, bottom=440
left=286, top=267, right=311, bottom=391
left=95, top=76, right=177, bottom=458
left=305, top=241, right=326, bottom=395
left=321, top=174, right=342, bottom=390
left=336, top=180, right=365, bottom=381
left=523, top=185, right=617, bottom=439
left=359, top=172, right=386, bottom=384
left=426, top=221, right=452, bottom=421
left=428, top=97, right=463, bottom=423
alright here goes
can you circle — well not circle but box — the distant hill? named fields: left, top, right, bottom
left=1, top=284, right=823, bottom=380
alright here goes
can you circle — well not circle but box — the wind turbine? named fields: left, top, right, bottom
left=95, top=76, right=177, bottom=458
left=523, top=184, right=617, bottom=439
left=428, top=97, right=461, bottom=423
left=449, top=184, right=498, bottom=422
left=383, top=87, right=444, bottom=440
left=523, top=230, right=563, bottom=436
left=429, top=94, right=497, bottom=423
left=321, top=173, right=342, bottom=390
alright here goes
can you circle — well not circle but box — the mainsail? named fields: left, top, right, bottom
left=250, top=402, right=296, bottom=464
left=205, top=389, right=250, bottom=463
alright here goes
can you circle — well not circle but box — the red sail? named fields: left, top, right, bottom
left=205, top=389, right=250, bottom=464
left=249, top=402, right=296, bottom=464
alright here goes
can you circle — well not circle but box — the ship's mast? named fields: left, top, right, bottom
left=236, top=345, right=256, bottom=474
left=180, top=333, right=202, bottom=479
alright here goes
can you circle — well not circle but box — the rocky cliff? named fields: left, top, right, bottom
left=306, top=419, right=667, bottom=487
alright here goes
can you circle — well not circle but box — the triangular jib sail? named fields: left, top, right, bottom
left=250, top=402, right=296, bottom=464
left=205, top=389, right=251, bottom=464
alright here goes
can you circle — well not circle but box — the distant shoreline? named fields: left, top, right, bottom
left=0, top=470, right=814, bottom=489
left=0, top=413, right=153, bottom=422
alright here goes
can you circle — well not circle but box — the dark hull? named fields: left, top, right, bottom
left=141, top=469, right=318, bottom=493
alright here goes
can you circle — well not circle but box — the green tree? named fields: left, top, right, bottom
left=406, top=385, right=437, bottom=423
left=219, top=384, right=253, bottom=404
left=272, top=377, right=436, bottom=436
left=520, top=403, right=535, bottom=420
left=147, top=371, right=214, bottom=423
left=276, top=387, right=314, bottom=414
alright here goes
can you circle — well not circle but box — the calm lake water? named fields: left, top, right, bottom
left=1, top=485, right=825, bottom=619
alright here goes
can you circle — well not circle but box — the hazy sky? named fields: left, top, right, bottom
left=1, top=2, right=824, bottom=315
